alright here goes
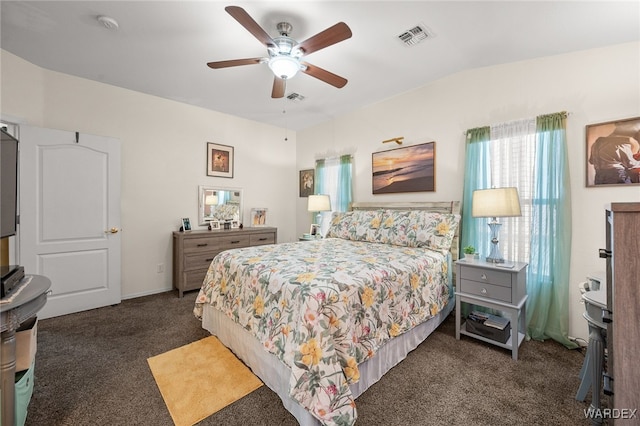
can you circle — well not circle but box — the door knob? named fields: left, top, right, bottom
left=105, top=227, right=120, bottom=234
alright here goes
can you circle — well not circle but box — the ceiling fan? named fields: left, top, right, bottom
left=207, top=6, right=352, bottom=98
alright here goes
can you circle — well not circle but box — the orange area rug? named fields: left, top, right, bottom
left=147, top=336, right=263, bottom=426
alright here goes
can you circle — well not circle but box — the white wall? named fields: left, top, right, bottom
left=1, top=50, right=297, bottom=299
left=297, top=42, right=640, bottom=342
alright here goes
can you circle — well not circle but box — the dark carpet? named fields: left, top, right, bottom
left=25, top=290, right=601, bottom=426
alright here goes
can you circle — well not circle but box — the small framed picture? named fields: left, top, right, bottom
left=250, top=208, right=268, bottom=226
left=310, top=223, right=321, bottom=236
left=206, top=142, right=234, bottom=178
left=208, top=220, right=220, bottom=230
left=299, top=169, right=314, bottom=197
left=182, top=218, right=192, bottom=232
left=231, top=220, right=240, bottom=229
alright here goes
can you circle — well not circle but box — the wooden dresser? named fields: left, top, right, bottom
left=606, top=203, right=639, bottom=420
left=172, top=227, right=277, bottom=297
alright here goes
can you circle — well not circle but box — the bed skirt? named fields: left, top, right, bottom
left=201, top=296, right=455, bottom=425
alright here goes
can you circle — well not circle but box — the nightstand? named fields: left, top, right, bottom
left=455, top=259, right=528, bottom=360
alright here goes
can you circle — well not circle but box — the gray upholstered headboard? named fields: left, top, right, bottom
left=351, top=201, right=462, bottom=260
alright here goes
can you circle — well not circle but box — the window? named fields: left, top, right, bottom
left=464, top=112, right=574, bottom=346
left=315, top=155, right=353, bottom=233
left=487, top=118, right=536, bottom=263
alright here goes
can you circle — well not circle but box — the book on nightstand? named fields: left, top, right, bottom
left=467, top=311, right=511, bottom=343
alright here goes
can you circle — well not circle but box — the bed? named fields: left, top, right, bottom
left=194, top=202, right=460, bottom=425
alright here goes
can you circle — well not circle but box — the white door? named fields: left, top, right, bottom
left=19, top=125, right=121, bottom=319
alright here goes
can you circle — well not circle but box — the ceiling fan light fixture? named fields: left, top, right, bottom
left=268, top=56, right=300, bottom=79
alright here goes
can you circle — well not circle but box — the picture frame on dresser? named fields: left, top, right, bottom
left=206, top=142, right=234, bottom=178
left=250, top=208, right=267, bottom=226
left=181, top=217, right=192, bottom=231
left=208, top=220, right=220, bottom=230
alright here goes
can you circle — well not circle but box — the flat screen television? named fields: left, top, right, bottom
left=1, top=128, right=19, bottom=239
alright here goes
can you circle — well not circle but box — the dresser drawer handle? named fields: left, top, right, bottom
left=481, top=287, right=488, bottom=294
left=258, top=237, right=268, bottom=241
left=230, top=240, right=241, bottom=244
left=197, top=243, right=208, bottom=247
left=481, top=274, right=487, bottom=280
left=205, top=258, right=214, bottom=262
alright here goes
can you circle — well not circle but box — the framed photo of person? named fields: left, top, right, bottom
left=586, top=116, right=640, bottom=187
left=310, top=223, right=321, bottom=237
left=250, top=208, right=268, bottom=227
left=181, top=217, right=192, bottom=232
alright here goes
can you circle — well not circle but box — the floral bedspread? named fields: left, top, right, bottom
left=194, top=238, right=452, bottom=426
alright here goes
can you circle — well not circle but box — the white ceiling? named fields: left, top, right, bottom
left=1, top=1, right=639, bottom=131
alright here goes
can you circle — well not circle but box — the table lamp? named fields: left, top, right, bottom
left=205, top=194, right=218, bottom=217
left=472, top=187, right=521, bottom=263
left=307, top=194, right=331, bottom=228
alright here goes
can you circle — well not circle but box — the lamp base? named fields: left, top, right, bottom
left=485, top=220, right=505, bottom=263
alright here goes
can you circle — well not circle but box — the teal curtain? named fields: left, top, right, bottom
left=314, top=159, right=326, bottom=194
left=336, top=155, right=353, bottom=212
left=313, top=156, right=352, bottom=232
left=527, top=112, right=576, bottom=348
left=315, top=156, right=352, bottom=212
left=461, top=126, right=492, bottom=252
left=313, top=159, right=326, bottom=224
left=460, top=127, right=492, bottom=317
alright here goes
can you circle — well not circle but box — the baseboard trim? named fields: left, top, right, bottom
left=122, top=286, right=174, bottom=300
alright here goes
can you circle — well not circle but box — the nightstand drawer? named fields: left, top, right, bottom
left=459, top=279, right=512, bottom=303
left=460, top=267, right=512, bottom=288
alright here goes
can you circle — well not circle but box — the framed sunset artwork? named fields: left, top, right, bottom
left=372, top=142, right=436, bottom=194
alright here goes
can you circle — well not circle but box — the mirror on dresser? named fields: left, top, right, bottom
left=198, top=186, right=242, bottom=226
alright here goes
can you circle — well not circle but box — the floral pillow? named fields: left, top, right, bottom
left=378, top=210, right=460, bottom=252
left=351, top=210, right=384, bottom=242
left=326, top=211, right=355, bottom=240
left=326, top=209, right=459, bottom=253
left=326, top=210, right=385, bottom=242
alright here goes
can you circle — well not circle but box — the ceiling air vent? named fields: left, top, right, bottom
left=397, top=24, right=430, bottom=47
left=286, top=93, right=305, bottom=102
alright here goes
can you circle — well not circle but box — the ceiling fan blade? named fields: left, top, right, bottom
left=207, top=58, right=263, bottom=69
left=296, top=22, right=352, bottom=55
left=271, top=77, right=285, bottom=98
left=301, top=62, right=348, bottom=88
left=225, top=6, right=276, bottom=49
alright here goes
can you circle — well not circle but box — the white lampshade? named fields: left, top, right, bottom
left=204, top=194, right=218, bottom=206
left=268, top=56, right=300, bottom=79
left=472, top=187, right=521, bottom=218
left=307, top=194, right=331, bottom=212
